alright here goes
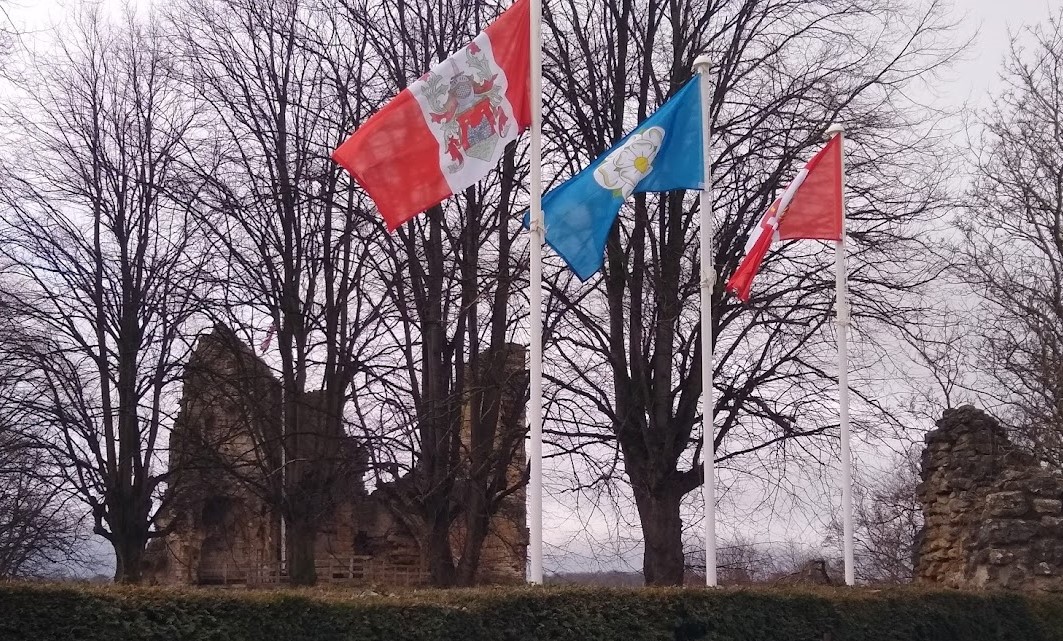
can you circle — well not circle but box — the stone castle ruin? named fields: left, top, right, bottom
left=145, top=325, right=527, bottom=586
left=916, top=405, right=1063, bottom=591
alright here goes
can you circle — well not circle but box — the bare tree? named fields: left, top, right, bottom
left=340, top=0, right=532, bottom=587
left=169, top=0, right=395, bottom=585
left=0, top=301, right=87, bottom=578
left=0, top=5, right=84, bottom=580
left=715, top=537, right=777, bottom=584
left=0, top=433, right=86, bottom=578
left=541, top=0, right=960, bottom=584
left=0, top=8, right=210, bottom=582
left=714, top=536, right=844, bottom=585
left=825, top=449, right=921, bottom=584
left=957, top=10, right=1063, bottom=466
left=897, top=310, right=978, bottom=422
left=0, top=2, right=15, bottom=59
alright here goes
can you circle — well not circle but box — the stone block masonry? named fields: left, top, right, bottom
left=144, top=325, right=527, bottom=586
left=916, top=405, right=1063, bottom=591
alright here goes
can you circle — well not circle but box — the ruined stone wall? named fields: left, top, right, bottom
left=147, top=326, right=527, bottom=587
left=916, top=405, right=1063, bottom=591
left=146, top=325, right=284, bottom=585
left=453, top=342, right=528, bottom=584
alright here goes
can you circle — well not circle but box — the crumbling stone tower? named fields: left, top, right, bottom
left=917, top=405, right=1063, bottom=591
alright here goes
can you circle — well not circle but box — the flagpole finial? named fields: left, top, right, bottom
left=693, top=54, right=712, bottom=73
left=826, top=123, right=845, bottom=137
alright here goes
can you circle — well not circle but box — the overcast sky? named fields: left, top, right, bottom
left=956, top=0, right=1057, bottom=105
left=8, top=0, right=1059, bottom=106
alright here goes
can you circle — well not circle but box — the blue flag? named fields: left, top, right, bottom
left=526, top=79, right=704, bottom=280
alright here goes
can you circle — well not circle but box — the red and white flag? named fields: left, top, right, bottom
left=259, top=322, right=276, bottom=354
left=725, top=135, right=844, bottom=302
left=332, top=0, right=531, bottom=231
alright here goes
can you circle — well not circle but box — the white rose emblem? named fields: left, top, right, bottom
left=593, top=126, right=666, bottom=198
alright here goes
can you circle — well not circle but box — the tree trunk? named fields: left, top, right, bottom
left=425, top=511, right=456, bottom=587
left=287, top=516, right=317, bottom=586
left=112, top=532, right=147, bottom=584
left=632, top=482, right=685, bottom=586
left=454, top=491, right=490, bottom=587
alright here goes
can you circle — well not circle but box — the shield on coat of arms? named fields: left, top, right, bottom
left=449, top=73, right=500, bottom=162
left=416, top=42, right=510, bottom=173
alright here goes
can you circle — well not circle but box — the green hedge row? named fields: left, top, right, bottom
left=2, top=582, right=1063, bottom=641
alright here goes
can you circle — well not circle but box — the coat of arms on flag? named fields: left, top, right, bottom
left=415, top=44, right=512, bottom=173
left=332, top=0, right=530, bottom=231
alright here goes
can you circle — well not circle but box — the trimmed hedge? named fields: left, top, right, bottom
left=2, top=582, right=1063, bottom=641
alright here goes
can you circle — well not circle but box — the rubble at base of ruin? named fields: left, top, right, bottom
left=144, top=325, right=527, bottom=587
left=917, top=405, right=1063, bottom=591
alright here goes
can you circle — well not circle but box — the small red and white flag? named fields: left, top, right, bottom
left=332, top=0, right=531, bottom=231
left=725, top=135, right=844, bottom=302
left=259, top=322, right=276, bottom=354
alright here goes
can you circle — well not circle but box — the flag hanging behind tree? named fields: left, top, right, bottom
left=259, top=322, right=276, bottom=354
left=332, top=0, right=531, bottom=230
left=526, top=78, right=703, bottom=281
left=725, top=135, right=843, bottom=301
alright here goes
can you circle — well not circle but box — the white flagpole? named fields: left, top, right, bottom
left=693, top=55, right=716, bottom=588
left=527, top=0, right=545, bottom=585
left=826, top=122, right=854, bottom=586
